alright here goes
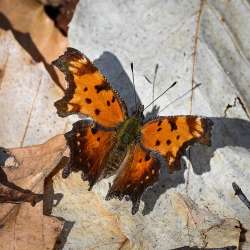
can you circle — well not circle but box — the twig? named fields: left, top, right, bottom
left=171, top=245, right=237, bottom=250
left=189, top=0, right=205, bottom=114
left=232, top=182, right=250, bottom=210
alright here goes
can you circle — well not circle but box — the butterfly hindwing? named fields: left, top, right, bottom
left=64, top=120, right=117, bottom=189
left=53, top=48, right=127, bottom=127
left=106, top=143, right=161, bottom=214
left=141, top=116, right=213, bottom=172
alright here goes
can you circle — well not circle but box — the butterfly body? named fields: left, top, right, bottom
left=53, top=48, right=213, bottom=214
left=93, top=114, right=143, bottom=180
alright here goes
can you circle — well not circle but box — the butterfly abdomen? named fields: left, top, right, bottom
left=102, top=142, right=128, bottom=178
left=103, top=117, right=141, bottom=177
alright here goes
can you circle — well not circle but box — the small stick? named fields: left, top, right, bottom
left=170, top=245, right=236, bottom=250
left=232, top=182, right=250, bottom=210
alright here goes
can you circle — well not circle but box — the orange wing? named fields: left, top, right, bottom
left=64, top=120, right=116, bottom=189
left=106, top=143, right=161, bottom=214
left=53, top=48, right=127, bottom=127
left=140, top=116, right=213, bottom=173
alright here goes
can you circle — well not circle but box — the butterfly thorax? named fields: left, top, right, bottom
left=117, top=116, right=141, bottom=145
left=102, top=116, right=141, bottom=178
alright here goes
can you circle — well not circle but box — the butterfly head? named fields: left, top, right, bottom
left=132, top=104, right=144, bottom=122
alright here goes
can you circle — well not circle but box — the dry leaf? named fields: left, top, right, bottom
left=0, top=0, right=68, bottom=88
left=0, top=146, right=42, bottom=206
left=171, top=193, right=240, bottom=248
left=0, top=135, right=66, bottom=250
left=54, top=0, right=79, bottom=35
left=39, top=0, right=79, bottom=35
left=0, top=29, right=68, bottom=148
left=204, top=219, right=241, bottom=249
left=51, top=172, right=130, bottom=250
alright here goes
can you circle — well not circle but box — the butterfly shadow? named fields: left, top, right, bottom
left=141, top=116, right=250, bottom=215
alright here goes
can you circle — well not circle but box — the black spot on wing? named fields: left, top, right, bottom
left=166, top=139, right=171, bottom=145
left=157, top=120, right=162, bottom=126
left=85, top=98, right=92, bottom=104
left=91, top=127, right=98, bottom=134
left=168, top=118, right=177, bottom=131
left=155, top=140, right=161, bottom=146
left=145, top=154, right=150, bottom=161
left=95, top=109, right=101, bottom=115
left=94, top=81, right=110, bottom=93
left=77, top=61, right=97, bottom=75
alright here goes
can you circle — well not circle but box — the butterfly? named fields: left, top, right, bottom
left=53, top=48, right=213, bottom=214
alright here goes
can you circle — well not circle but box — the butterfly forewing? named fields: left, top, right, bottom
left=140, top=116, right=213, bottom=172
left=53, top=47, right=127, bottom=127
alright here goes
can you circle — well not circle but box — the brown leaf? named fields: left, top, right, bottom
left=53, top=0, right=79, bottom=35
left=51, top=172, right=131, bottom=249
left=0, top=135, right=67, bottom=250
left=0, top=0, right=68, bottom=89
left=0, top=30, right=68, bottom=148
left=204, top=219, right=241, bottom=249
left=38, top=0, right=79, bottom=36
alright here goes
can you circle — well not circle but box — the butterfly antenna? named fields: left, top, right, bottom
left=152, top=64, right=159, bottom=105
left=159, top=83, right=201, bottom=113
left=143, top=81, right=177, bottom=112
left=131, top=62, right=137, bottom=110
